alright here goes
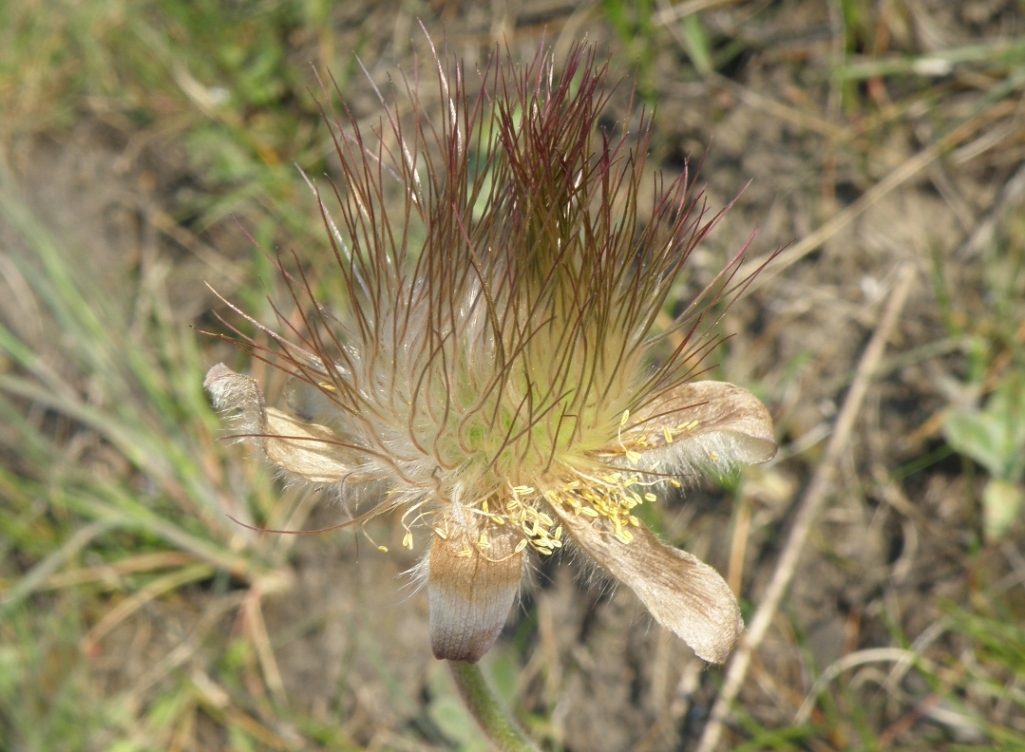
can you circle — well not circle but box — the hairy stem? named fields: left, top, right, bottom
left=448, top=660, right=541, bottom=752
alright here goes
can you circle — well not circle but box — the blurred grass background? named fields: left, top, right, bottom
left=1, top=1, right=1024, bottom=750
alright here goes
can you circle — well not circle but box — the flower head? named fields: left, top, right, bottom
left=205, top=41, right=776, bottom=664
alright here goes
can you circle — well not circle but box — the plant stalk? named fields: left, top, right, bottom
left=448, top=660, right=541, bottom=752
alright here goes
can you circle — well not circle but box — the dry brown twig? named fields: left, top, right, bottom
left=952, top=158, right=1025, bottom=260
left=742, top=99, right=1005, bottom=291
left=694, top=263, right=916, bottom=752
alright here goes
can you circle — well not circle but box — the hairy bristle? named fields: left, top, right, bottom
left=219, top=42, right=757, bottom=503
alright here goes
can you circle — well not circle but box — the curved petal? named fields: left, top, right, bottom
left=551, top=504, right=742, bottom=663
left=204, top=363, right=362, bottom=484
left=624, top=380, right=776, bottom=472
left=262, top=406, right=359, bottom=484
left=427, top=523, right=523, bottom=663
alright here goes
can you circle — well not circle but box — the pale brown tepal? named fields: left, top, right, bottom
left=205, top=43, right=776, bottom=664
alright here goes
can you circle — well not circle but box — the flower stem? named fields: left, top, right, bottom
left=448, top=660, right=541, bottom=752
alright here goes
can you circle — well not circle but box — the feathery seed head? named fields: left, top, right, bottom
left=205, top=40, right=776, bottom=664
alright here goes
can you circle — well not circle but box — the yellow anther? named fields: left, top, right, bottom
left=663, top=427, right=674, bottom=443
left=402, top=531, right=414, bottom=549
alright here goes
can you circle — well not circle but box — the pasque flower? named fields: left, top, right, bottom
left=205, top=43, right=776, bottom=665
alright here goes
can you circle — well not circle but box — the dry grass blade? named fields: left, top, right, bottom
left=243, top=584, right=288, bottom=707
left=80, top=563, right=216, bottom=653
left=743, top=100, right=1009, bottom=291
left=953, top=158, right=1025, bottom=261
left=0, top=520, right=116, bottom=612
left=695, top=264, right=916, bottom=752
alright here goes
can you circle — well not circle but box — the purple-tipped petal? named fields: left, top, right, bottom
left=427, top=524, right=523, bottom=663
left=551, top=504, right=742, bottom=663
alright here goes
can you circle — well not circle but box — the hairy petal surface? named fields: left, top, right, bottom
left=204, top=363, right=361, bottom=484
left=427, top=522, right=523, bottom=663
left=625, top=380, right=776, bottom=474
left=550, top=504, right=742, bottom=663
